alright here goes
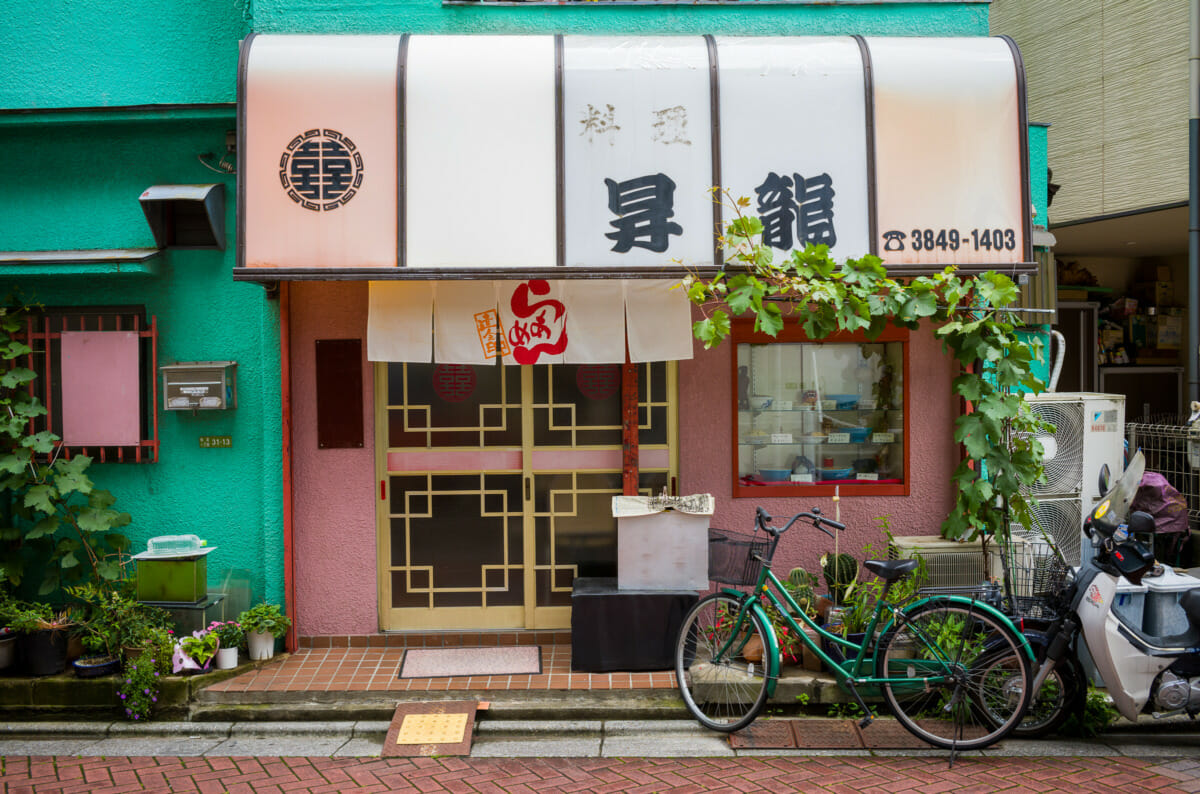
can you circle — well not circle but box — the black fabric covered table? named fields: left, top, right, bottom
left=570, top=577, right=699, bottom=672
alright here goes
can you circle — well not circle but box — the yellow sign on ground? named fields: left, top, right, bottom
left=395, top=712, right=469, bottom=745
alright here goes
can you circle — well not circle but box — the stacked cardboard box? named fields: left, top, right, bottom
left=1124, top=265, right=1180, bottom=364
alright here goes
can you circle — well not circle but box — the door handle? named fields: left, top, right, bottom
left=525, top=476, right=531, bottom=501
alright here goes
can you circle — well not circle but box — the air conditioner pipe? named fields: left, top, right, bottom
left=1048, top=329, right=1066, bottom=392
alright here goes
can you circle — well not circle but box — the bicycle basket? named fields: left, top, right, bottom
left=707, top=527, right=778, bottom=586
left=1007, top=553, right=1072, bottom=621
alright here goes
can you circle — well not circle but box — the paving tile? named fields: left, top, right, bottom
left=203, top=736, right=351, bottom=756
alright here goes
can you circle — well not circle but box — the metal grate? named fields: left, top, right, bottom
left=1126, top=421, right=1200, bottom=532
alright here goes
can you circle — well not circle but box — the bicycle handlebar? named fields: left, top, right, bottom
left=755, top=506, right=845, bottom=538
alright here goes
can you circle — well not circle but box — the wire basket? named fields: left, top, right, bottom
left=707, top=527, right=778, bottom=586
left=1004, top=552, right=1072, bottom=621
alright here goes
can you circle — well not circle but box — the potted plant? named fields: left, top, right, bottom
left=208, top=620, right=244, bottom=669
left=67, top=583, right=173, bottom=675
left=173, top=626, right=219, bottom=674
left=0, top=589, right=19, bottom=672
left=10, top=603, right=75, bottom=676
left=753, top=568, right=825, bottom=671
left=238, top=603, right=291, bottom=660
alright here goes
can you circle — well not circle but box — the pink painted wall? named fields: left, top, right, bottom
left=289, top=281, right=379, bottom=636
left=678, top=321, right=957, bottom=581
left=288, top=282, right=957, bottom=635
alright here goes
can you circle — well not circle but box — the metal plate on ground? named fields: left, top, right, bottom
left=855, top=718, right=932, bottom=749
left=729, top=718, right=939, bottom=750
left=382, top=701, right=478, bottom=757
left=729, top=720, right=797, bottom=749
left=790, top=718, right=862, bottom=749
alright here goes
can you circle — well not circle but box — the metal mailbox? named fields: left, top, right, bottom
left=160, top=361, right=237, bottom=411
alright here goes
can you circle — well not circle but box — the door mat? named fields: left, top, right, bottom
left=382, top=700, right=482, bottom=757
left=729, top=718, right=937, bottom=750
left=398, top=646, right=541, bottom=679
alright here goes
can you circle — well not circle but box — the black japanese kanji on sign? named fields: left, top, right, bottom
left=280, top=129, right=364, bottom=212
left=755, top=173, right=798, bottom=251
left=754, top=171, right=836, bottom=250
left=604, top=173, right=684, bottom=253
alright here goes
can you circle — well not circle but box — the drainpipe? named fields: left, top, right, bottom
left=1190, top=0, right=1199, bottom=403
left=280, top=282, right=297, bottom=653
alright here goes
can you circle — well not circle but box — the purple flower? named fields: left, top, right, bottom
left=133, top=714, right=139, bottom=720
left=151, top=697, right=157, bottom=703
left=120, top=693, right=126, bottom=699
left=143, top=688, right=150, bottom=694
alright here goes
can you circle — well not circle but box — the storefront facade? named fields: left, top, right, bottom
left=3, top=1, right=1048, bottom=642
left=234, top=22, right=1041, bottom=638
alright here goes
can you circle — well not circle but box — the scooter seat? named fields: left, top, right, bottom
left=864, top=558, right=920, bottom=582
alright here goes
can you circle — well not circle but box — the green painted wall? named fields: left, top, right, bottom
left=0, top=2, right=249, bottom=109
left=251, top=0, right=989, bottom=36
left=0, top=1, right=988, bottom=110
left=0, top=117, right=284, bottom=609
left=1028, top=122, right=1049, bottom=229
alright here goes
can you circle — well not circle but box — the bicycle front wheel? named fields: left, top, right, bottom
left=990, top=637, right=1087, bottom=739
left=876, top=598, right=1032, bottom=751
left=675, top=592, right=772, bottom=732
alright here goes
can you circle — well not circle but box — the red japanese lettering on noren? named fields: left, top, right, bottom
left=508, top=280, right=567, bottom=365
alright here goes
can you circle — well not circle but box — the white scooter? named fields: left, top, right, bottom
left=1032, top=448, right=1200, bottom=722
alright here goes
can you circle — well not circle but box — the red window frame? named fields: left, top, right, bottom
left=731, top=320, right=910, bottom=498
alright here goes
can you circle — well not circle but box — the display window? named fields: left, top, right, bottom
left=733, top=322, right=909, bottom=497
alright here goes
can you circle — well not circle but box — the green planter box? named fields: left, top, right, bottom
left=136, top=556, right=207, bottom=604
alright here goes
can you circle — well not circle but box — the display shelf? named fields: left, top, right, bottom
left=733, top=323, right=909, bottom=495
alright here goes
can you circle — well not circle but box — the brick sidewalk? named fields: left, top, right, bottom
left=2, top=755, right=1196, bottom=793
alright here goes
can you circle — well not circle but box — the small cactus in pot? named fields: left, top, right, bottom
left=820, top=552, right=859, bottom=605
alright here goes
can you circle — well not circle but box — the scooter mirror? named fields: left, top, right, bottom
left=1098, top=463, right=1111, bottom=495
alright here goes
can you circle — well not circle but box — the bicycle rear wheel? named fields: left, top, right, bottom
left=875, top=598, right=1032, bottom=751
left=675, top=593, right=772, bottom=732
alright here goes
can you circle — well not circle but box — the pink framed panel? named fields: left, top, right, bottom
left=60, top=332, right=141, bottom=446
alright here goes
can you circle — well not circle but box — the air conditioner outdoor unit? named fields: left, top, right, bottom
left=1012, top=496, right=1083, bottom=568
left=1022, top=393, right=1125, bottom=564
left=1023, top=393, right=1125, bottom=502
left=888, top=536, right=1017, bottom=591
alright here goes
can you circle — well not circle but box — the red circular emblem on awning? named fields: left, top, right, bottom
left=576, top=365, right=621, bottom=401
left=433, top=364, right=476, bottom=403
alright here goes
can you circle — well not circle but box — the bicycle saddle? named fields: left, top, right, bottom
left=864, top=558, right=919, bottom=582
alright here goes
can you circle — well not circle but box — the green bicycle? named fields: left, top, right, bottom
left=675, top=507, right=1036, bottom=751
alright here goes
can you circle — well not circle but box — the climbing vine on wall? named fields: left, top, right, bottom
left=0, top=298, right=132, bottom=594
left=685, top=197, right=1050, bottom=543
